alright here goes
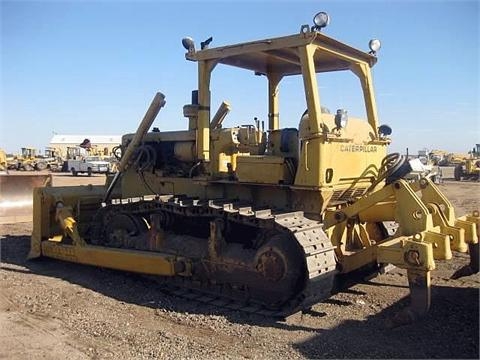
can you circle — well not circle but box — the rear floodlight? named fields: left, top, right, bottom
left=378, top=124, right=392, bottom=136
left=313, top=12, right=330, bottom=31
left=368, top=39, right=381, bottom=54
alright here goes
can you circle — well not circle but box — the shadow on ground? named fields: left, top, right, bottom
left=1, top=235, right=478, bottom=358
left=293, top=282, right=479, bottom=359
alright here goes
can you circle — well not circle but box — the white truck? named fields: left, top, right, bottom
left=67, top=156, right=111, bottom=176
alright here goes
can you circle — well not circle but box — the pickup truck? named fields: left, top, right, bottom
left=67, top=156, right=110, bottom=176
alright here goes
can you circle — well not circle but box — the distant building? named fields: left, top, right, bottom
left=49, top=134, right=121, bottom=158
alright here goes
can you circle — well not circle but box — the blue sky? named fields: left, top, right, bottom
left=1, top=0, right=478, bottom=155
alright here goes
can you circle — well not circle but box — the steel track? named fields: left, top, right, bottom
left=92, top=194, right=338, bottom=317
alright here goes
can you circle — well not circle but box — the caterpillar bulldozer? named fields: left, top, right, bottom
left=29, top=13, right=479, bottom=323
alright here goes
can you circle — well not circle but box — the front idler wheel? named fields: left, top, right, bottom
left=256, top=247, right=287, bottom=282
left=252, top=234, right=307, bottom=308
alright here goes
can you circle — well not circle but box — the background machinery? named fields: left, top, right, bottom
left=29, top=13, right=479, bottom=323
left=40, top=147, right=64, bottom=171
left=454, top=144, right=480, bottom=181
left=428, top=149, right=448, bottom=165
left=8, top=147, right=48, bottom=171
left=440, top=152, right=468, bottom=167
left=61, top=141, right=115, bottom=175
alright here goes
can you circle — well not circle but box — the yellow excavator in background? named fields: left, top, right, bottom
left=28, top=12, right=478, bottom=323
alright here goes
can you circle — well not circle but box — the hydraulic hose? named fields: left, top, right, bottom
left=366, top=152, right=406, bottom=194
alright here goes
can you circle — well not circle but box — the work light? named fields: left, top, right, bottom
left=313, top=12, right=330, bottom=30
left=368, top=39, right=381, bottom=54
left=182, top=37, right=195, bottom=52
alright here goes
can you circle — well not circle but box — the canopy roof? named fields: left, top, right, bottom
left=186, top=31, right=377, bottom=76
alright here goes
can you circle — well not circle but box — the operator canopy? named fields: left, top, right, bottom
left=185, top=31, right=377, bottom=76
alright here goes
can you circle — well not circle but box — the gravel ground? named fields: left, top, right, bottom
left=0, top=173, right=478, bottom=359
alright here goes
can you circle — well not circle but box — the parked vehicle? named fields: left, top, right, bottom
left=67, top=156, right=110, bottom=176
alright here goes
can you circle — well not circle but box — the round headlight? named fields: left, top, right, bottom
left=313, top=12, right=330, bottom=30
left=368, top=39, right=381, bottom=53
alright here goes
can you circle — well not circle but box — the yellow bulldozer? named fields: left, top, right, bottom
left=29, top=12, right=478, bottom=323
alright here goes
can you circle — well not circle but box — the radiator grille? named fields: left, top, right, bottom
left=330, top=187, right=367, bottom=204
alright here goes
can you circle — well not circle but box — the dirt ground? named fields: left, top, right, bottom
left=0, top=172, right=479, bottom=359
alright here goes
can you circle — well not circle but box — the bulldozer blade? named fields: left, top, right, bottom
left=0, top=173, right=52, bottom=224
